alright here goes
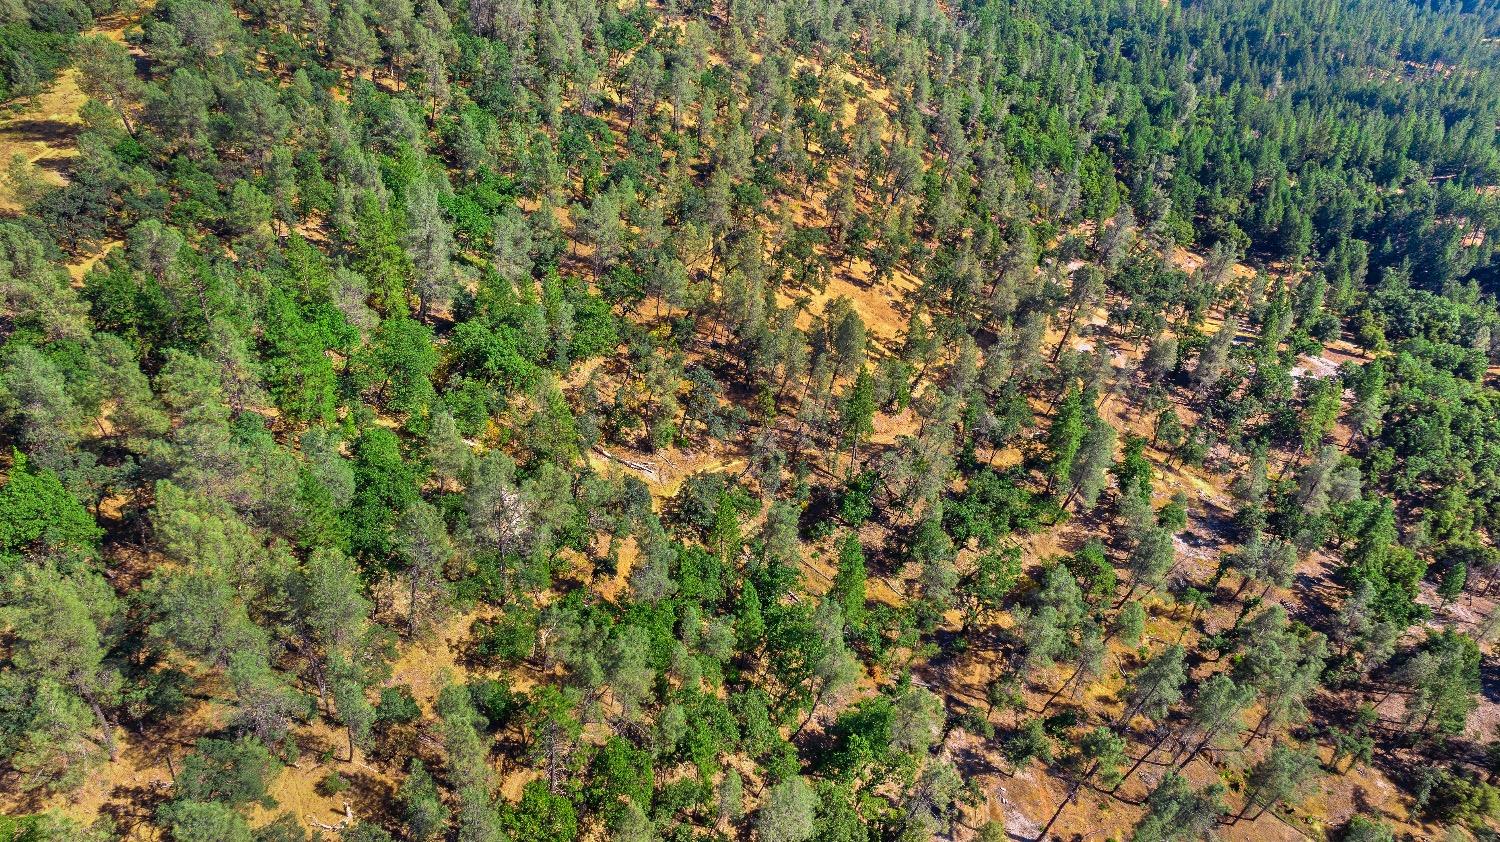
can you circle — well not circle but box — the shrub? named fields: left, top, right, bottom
left=316, top=772, right=349, bottom=797
left=375, top=686, right=421, bottom=725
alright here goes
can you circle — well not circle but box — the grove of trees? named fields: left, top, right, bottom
left=1, top=0, right=1500, bottom=837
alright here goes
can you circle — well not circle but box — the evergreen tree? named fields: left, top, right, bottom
left=1045, top=388, right=1086, bottom=494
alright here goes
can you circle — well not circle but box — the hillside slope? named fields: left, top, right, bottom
left=0, top=0, right=1499, bottom=840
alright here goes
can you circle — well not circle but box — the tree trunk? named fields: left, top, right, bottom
left=1050, top=310, right=1078, bottom=364
left=544, top=723, right=566, bottom=794
left=1233, top=574, right=1252, bottom=599
left=85, top=690, right=117, bottom=762
left=1114, top=726, right=1172, bottom=794
left=792, top=683, right=826, bottom=740
left=1244, top=708, right=1273, bottom=748
left=408, top=573, right=420, bottom=638
left=1039, top=760, right=1099, bottom=842
left=314, top=662, right=329, bottom=716
left=1062, top=484, right=1080, bottom=512
left=1416, top=700, right=1438, bottom=735
left=1176, top=730, right=1219, bottom=773
left=1039, top=663, right=1084, bottom=717
left=1116, top=682, right=1158, bottom=730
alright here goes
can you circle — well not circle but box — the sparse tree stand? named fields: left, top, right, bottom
left=1129, top=772, right=1228, bottom=842
left=1036, top=726, right=1126, bottom=840
left=1236, top=743, right=1319, bottom=823
left=1174, top=674, right=1254, bottom=772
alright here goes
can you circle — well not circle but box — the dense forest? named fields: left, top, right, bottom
left=2, top=0, right=1500, bottom=838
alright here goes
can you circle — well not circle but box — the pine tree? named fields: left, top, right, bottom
left=394, top=500, right=453, bottom=636
left=1130, top=772, right=1227, bottom=842
left=331, top=0, right=381, bottom=78
left=831, top=532, right=868, bottom=629
left=757, top=776, right=818, bottom=842
left=1240, top=744, right=1319, bottom=820
left=1067, top=415, right=1116, bottom=511
left=1193, top=316, right=1238, bottom=393
left=404, top=176, right=455, bottom=321
left=838, top=368, right=877, bottom=471
left=3, top=565, right=121, bottom=768
left=1045, top=388, right=1085, bottom=494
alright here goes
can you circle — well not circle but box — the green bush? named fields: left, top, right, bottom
left=375, top=685, right=421, bottom=725
left=315, top=772, right=349, bottom=797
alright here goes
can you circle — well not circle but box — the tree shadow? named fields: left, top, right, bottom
left=2, top=117, right=79, bottom=146
left=948, top=732, right=1002, bottom=779
left=97, top=781, right=172, bottom=837
left=1480, top=656, right=1500, bottom=704
left=32, top=154, right=74, bottom=179
left=342, top=767, right=395, bottom=827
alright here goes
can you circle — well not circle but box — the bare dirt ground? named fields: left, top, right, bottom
left=587, top=442, right=745, bottom=502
